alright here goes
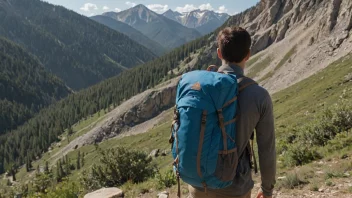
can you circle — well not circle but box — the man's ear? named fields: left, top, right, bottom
left=217, top=48, right=223, bottom=60
left=244, top=51, right=251, bottom=62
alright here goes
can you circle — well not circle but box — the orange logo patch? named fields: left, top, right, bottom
left=191, top=82, right=201, bottom=91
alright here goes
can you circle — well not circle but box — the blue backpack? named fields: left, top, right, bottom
left=170, top=68, right=256, bottom=196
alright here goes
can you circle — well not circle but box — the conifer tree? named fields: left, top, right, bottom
left=68, top=126, right=73, bottom=136
left=76, top=151, right=81, bottom=170
left=44, top=161, right=49, bottom=173
left=11, top=167, right=16, bottom=182
left=26, top=157, right=31, bottom=172
left=81, top=152, right=85, bottom=167
left=59, top=160, right=64, bottom=179
left=56, top=161, right=61, bottom=182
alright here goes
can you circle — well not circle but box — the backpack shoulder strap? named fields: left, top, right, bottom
left=207, top=65, right=258, bottom=91
left=237, top=77, right=258, bottom=92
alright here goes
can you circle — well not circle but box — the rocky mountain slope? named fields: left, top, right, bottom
left=90, top=15, right=166, bottom=56
left=103, top=4, right=201, bottom=50
left=163, top=9, right=230, bottom=35
left=49, top=78, right=178, bottom=162
left=202, top=0, right=352, bottom=93
left=0, top=0, right=157, bottom=90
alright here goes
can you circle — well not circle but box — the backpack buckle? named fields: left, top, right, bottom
left=201, top=113, right=207, bottom=123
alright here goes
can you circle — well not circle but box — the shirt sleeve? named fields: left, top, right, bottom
left=255, top=93, right=276, bottom=196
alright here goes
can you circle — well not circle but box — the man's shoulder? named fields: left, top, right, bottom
left=242, top=77, right=270, bottom=97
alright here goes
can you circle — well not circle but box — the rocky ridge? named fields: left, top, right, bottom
left=218, top=0, right=352, bottom=92
left=49, top=78, right=178, bottom=162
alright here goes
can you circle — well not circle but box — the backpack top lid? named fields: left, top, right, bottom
left=176, top=70, right=238, bottom=113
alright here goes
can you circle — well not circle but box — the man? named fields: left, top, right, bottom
left=188, top=27, right=276, bottom=198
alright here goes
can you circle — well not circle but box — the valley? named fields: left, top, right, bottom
left=1, top=0, right=352, bottom=197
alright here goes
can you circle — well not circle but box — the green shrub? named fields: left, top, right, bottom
left=325, top=180, right=334, bottom=186
left=325, top=131, right=352, bottom=153
left=283, top=144, right=321, bottom=166
left=331, top=103, right=352, bottom=132
left=30, top=181, right=79, bottom=198
left=281, top=99, right=352, bottom=167
left=80, top=147, right=157, bottom=191
left=33, top=173, right=54, bottom=193
left=278, top=172, right=303, bottom=189
left=309, top=183, right=319, bottom=191
left=325, top=170, right=345, bottom=179
left=300, top=121, right=338, bottom=147
left=156, top=169, right=177, bottom=189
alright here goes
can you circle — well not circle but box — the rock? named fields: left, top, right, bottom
left=318, top=188, right=324, bottom=192
left=157, top=191, right=169, bottom=198
left=327, top=0, right=343, bottom=31
left=84, top=188, right=123, bottom=198
left=276, top=18, right=290, bottom=42
left=251, top=29, right=272, bottom=54
left=316, top=171, right=324, bottom=174
left=277, top=176, right=286, bottom=180
left=331, top=190, right=339, bottom=194
left=161, top=150, right=168, bottom=156
left=344, top=73, right=352, bottom=83
left=149, top=149, right=160, bottom=158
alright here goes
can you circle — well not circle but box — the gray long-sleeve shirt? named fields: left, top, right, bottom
left=193, top=64, right=276, bottom=196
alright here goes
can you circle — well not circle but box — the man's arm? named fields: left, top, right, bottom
left=255, top=93, right=276, bottom=197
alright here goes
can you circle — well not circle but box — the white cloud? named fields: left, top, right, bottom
left=115, top=8, right=122, bottom=12
left=80, top=3, right=98, bottom=12
left=125, top=1, right=137, bottom=7
left=147, top=4, right=169, bottom=13
left=175, top=4, right=197, bottom=13
left=216, top=5, right=228, bottom=13
left=103, top=6, right=109, bottom=11
left=89, top=13, right=96, bottom=16
left=199, top=3, right=213, bottom=11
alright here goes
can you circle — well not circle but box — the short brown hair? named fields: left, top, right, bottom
left=217, top=27, right=251, bottom=63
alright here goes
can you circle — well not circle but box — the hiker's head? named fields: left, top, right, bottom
left=217, top=26, right=251, bottom=67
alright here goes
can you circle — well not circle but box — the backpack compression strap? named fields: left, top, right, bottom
left=207, top=65, right=259, bottom=174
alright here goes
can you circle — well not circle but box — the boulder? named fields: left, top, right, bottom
left=157, top=191, right=169, bottom=198
left=161, top=150, right=168, bottom=156
left=84, top=188, right=124, bottom=198
left=149, top=149, right=160, bottom=158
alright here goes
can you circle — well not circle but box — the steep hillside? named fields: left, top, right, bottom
left=8, top=53, right=351, bottom=198
left=0, top=37, right=71, bottom=135
left=2, top=0, right=352, bottom=188
left=91, top=15, right=166, bottom=56
left=0, top=0, right=156, bottom=90
left=103, top=4, right=201, bottom=50
left=163, top=9, right=230, bottom=35
left=0, top=35, right=205, bottom=175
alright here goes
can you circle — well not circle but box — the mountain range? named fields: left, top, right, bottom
left=0, top=0, right=157, bottom=90
left=101, top=4, right=201, bottom=50
left=90, top=15, right=166, bottom=56
left=163, top=9, right=230, bottom=35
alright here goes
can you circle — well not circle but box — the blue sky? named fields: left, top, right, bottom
left=44, top=0, right=260, bottom=16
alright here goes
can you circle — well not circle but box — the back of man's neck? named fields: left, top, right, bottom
left=223, top=61, right=245, bottom=69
